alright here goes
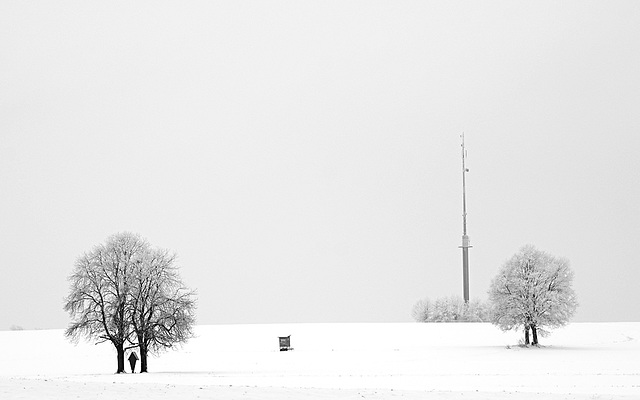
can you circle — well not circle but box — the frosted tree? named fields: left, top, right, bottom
left=465, top=298, right=489, bottom=322
left=64, top=232, right=196, bottom=373
left=488, top=245, right=578, bottom=345
left=411, top=298, right=433, bottom=322
left=129, top=248, right=196, bottom=373
left=64, top=232, right=149, bottom=373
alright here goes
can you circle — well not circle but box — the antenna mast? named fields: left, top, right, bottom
left=460, top=133, right=471, bottom=303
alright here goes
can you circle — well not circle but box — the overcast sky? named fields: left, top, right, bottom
left=1, top=1, right=639, bottom=330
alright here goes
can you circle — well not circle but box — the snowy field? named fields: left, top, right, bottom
left=1, top=323, right=638, bottom=399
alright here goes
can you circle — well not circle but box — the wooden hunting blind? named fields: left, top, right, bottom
left=278, top=335, right=292, bottom=351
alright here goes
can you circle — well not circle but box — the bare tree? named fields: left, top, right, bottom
left=64, top=232, right=149, bottom=373
left=488, top=245, right=578, bottom=345
left=129, top=248, right=196, bottom=372
left=64, top=232, right=196, bottom=373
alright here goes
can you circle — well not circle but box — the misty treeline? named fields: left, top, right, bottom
left=413, top=245, right=577, bottom=345
left=412, top=296, right=488, bottom=323
left=64, top=232, right=196, bottom=373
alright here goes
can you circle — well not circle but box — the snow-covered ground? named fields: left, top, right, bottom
left=1, top=322, right=638, bottom=399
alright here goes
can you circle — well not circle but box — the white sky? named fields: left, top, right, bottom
left=1, top=1, right=639, bottom=329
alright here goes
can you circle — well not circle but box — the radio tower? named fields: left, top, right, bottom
left=460, top=133, right=471, bottom=304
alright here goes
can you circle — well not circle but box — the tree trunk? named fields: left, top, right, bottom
left=139, top=342, right=148, bottom=373
left=524, top=326, right=530, bottom=345
left=531, top=325, right=539, bottom=345
left=116, top=344, right=125, bottom=373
